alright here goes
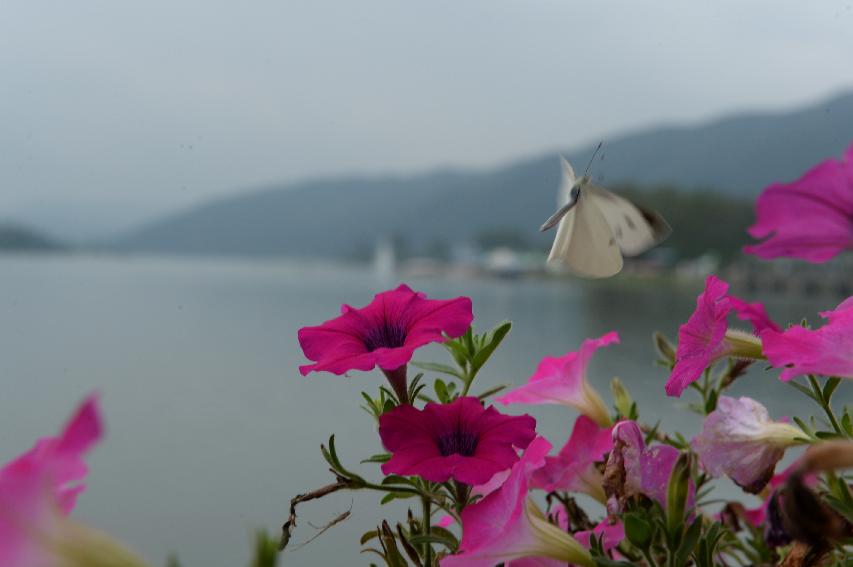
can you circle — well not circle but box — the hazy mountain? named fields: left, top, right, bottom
left=113, top=91, right=853, bottom=259
left=0, top=223, right=66, bottom=252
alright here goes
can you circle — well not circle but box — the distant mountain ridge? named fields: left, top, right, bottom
left=0, top=223, right=65, bottom=252
left=113, top=91, right=853, bottom=259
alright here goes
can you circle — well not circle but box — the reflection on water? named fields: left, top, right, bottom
left=0, top=254, right=846, bottom=566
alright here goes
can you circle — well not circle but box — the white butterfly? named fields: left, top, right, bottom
left=540, top=155, right=671, bottom=278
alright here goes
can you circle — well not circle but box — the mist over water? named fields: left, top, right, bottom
left=0, top=254, right=843, bottom=566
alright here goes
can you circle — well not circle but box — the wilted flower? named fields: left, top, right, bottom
left=745, top=143, right=853, bottom=263
left=298, top=284, right=473, bottom=402
left=496, top=332, right=617, bottom=427
left=532, top=415, right=614, bottom=503
left=694, top=396, right=802, bottom=494
left=762, top=297, right=853, bottom=381
left=666, top=276, right=766, bottom=397
left=441, top=437, right=594, bottom=567
left=603, top=421, right=692, bottom=514
left=0, top=395, right=150, bottom=567
left=378, top=396, right=536, bottom=485
left=738, top=459, right=815, bottom=529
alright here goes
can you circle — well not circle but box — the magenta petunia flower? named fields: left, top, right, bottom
left=745, top=143, right=853, bottom=263
left=532, top=415, right=614, bottom=503
left=666, top=275, right=766, bottom=397
left=729, top=297, right=781, bottom=334
left=762, top=297, right=853, bottom=381
left=378, top=396, right=537, bottom=485
left=441, top=437, right=594, bottom=567
left=298, top=284, right=473, bottom=402
left=496, top=332, right=617, bottom=427
left=0, top=396, right=150, bottom=567
left=604, top=420, right=693, bottom=514
left=693, top=396, right=802, bottom=494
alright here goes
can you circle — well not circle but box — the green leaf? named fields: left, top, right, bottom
left=675, top=517, right=702, bottom=566
left=610, top=378, right=633, bottom=419
left=412, top=361, right=464, bottom=380
left=250, top=531, right=279, bottom=567
left=843, top=408, right=853, bottom=437
left=381, top=475, right=416, bottom=487
left=624, top=513, right=653, bottom=550
left=361, top=453, right=392, bottom=464
left=434, top=379, right=450, bottom=403
left=824, top=376, right=842, bottom=403
left=380, top=491, right=417, bottom=505
left=462, top=327, right=476, bottom=356
left=787, top=379, right=819, bottom=402
left=360, top=530, right=380, bottom=545
left=475, top=384, right=509, bottom=401
left=443, top=338, right=470, bottom=368
left=407, top=532, right=458, bottom=550
left=792, top=416, right=817, bottom=440
left=704, top=388, right=718, bottom=415
left=666, top=453, right=691, bottom=539
left=470, top=321, right=512, bottom=374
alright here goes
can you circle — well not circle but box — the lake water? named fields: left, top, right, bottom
left=0, top=254, right=847, bottom=566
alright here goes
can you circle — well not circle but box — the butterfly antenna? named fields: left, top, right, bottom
left=582, top=142, right=603, bottom=178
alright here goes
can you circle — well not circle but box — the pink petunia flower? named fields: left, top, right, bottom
left=604, top=421, right=693, bottom=514
left=378, top=396, right=537, bottom=485
left=666, top=275, right=766, bottom=397
left=762, top=297, right=853, bottom=381
left=728, top=297, right=781, bottom=334
left=496, top=332, right=617, bottom=427
left=298, top=284, right=473, bottom=402
left=441, top=437, right=594, bottom=567
left=745, top=143, right=853, bottom=263
left=532, top=416, right=614, bottom=503
left=0, top=395, right=149, bottom=567
left=693, top=396, right=803, bottom=494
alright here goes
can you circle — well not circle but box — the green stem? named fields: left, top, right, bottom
left=809, top=375, right=844, bottom=436
left=421, top=496, right=433, bottom=566
left=641, top=548, right=660, bottom=567
left=460, top=367, right=474, bottom=397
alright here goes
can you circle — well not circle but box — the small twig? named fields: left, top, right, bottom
left=280, top=475, right=352, bottom=550
left=292, top=500, right=354, bottom=550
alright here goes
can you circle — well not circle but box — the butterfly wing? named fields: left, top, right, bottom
left=583, top=185, right=671, bottom=256
left=547, top=187, right=623, bottom=278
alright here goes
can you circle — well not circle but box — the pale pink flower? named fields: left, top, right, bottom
left=532, top=416, right=614, bottom=503
left=745, top=143, right=853, bottom=262
left=496, top=332, right=617, bottom=427
left=762, top=297, right=853, bottom=381
left=441, top=437, right=593, bottom=567
left=694, top=396, right=802, bottom=494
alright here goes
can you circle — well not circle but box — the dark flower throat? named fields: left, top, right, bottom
left=363, top=322, right=407, bottom=351
left=437, top=431, right=479, bottom=457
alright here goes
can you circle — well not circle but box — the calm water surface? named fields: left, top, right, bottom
left=0, top=254, right=845, bottom=566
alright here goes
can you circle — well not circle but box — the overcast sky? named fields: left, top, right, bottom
left=1, top=1, right=852, bottom=238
